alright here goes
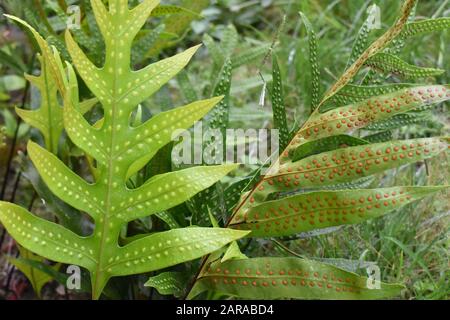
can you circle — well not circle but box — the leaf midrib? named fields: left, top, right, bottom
left=268, top=141, right=439, bottom=180
left=240, top=192, right=421, bottom=224
left=42, top=57, right=56, bottom=154
left=94, top=38, right=122, bottom=293
left=105, top=236, right=226, bottom=269
left=198, top=274, right=366, bottom=289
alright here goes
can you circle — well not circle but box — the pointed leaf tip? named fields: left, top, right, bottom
left=222, top=163, right=240, bottom=172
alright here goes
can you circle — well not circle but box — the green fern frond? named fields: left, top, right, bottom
left=187, top=0, right=449, bottom=301
left=0, top=0, right=248, bottom=300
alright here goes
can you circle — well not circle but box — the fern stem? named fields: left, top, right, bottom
left=0, top=56, right=35, bottom=251
left=0, top=55, right=35, bottom=200
left=32, top=0, right=54, bottom=35
left=57, top=0, right=68, bottom=11
left=272, top=239, right=306, bottom=259
left=0, top=118, right=21, bottom=200
left=4, top=250, right=19, bottom=297
left=9, top=172, right=22, bottom=204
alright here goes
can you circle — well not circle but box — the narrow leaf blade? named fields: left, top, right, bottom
left=194, top=257, right=404, bottom=299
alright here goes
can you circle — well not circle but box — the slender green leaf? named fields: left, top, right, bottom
left=0, top=201, right=97, bottom=270
left=156, top=211, right=181, bottom=229
left=221, top=25, right=238, bottom=59
left=144, top=272, right=186, bottom=297
left=208, top=59, right=232, bottom=134
left=254, top=137, right=447, bottom=196
left=221, top=242, right=248, bottom=263
left=231, top=186, right=447, bottom=237
left=7, top=15, right=66, bottom=153
left=203, top=34, right=224, bottom=68
left=366, top=112, right=430, bottom=130
left=320, top=84, right=415, bottom=113
left=232, top=45, right=270, bottom=69
left=288, top=85, right=449, bottom=152
left=177, top=70, right=199, bottom=103
left=121, top=164, right=239, bottom=222
left=192, top=257, right=404, bottom=299
left=291, top=135, right=368, bottom=162
left=399, top=18, right=450, bottom=39
left=346, top=15, right=371, bottom=69
left=363, top=131, right=393, bottom=143
left=147, top=0, right=209, bottom=57
left=270, top=55, right=290, bottom=150
left=299, top=12, right=320, bottom=111
left=151, top=5, right=201, bottom=18
left=107, top=227, right=249, bottom=276
left=132, top=24, right=166, bottom=65
left=366, top=53, right=444, bottom=79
